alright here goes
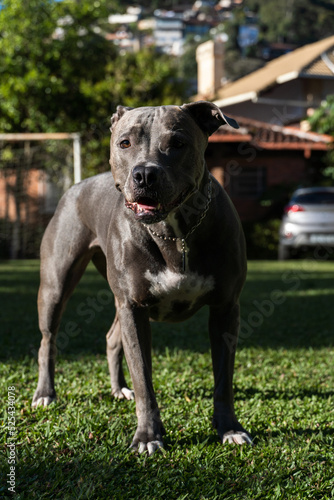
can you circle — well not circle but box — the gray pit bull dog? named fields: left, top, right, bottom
left=32, top=101, right=252, bottom=454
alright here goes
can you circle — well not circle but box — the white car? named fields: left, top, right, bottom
left=278, top=187, right=334, bottom=260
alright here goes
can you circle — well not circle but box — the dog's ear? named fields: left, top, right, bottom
left=110, top=105, right=133, bottom=131
left=181, top=101, right=239, bottom=136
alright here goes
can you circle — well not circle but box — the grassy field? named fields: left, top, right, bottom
left=0, top=259, right=333, bottom=499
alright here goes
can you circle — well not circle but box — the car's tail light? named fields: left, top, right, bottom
left=284, top=204, right=305, bottom=214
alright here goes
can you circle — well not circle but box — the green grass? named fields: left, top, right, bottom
left=0, top=260, right=333, bottom=499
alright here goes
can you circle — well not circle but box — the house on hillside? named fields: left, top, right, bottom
left=196, top=36, right=334, bottom=221
left=197, top=35, right=334, bottom=125
left=153, top=7, right=218, bottom=55
left=205, top=116, right=331, bottom=221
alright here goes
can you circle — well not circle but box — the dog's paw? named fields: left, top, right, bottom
left=130, top=440, right=164, bottom=456
left=32, top=395, right=56, bottom=407
left=222, top=430, right=253, bottom=445
left=113, top=387, right=135, bottom=400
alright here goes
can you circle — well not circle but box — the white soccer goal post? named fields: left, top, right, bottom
left=0, top=132, right=81, bottom=258
left=0, top=132, right=82, bottom=183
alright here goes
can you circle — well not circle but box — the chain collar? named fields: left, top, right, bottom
left=145, top=176, right=213, bottom=272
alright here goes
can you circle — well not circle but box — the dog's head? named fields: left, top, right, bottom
left=109, top=101, right=238, bottom=224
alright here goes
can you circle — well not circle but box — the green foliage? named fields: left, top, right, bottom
left=220, top=0, right=334, bottom=81
left=90, top=49, right=186, bottom=112
left=247, top=0, right=334, bottom=44
left=1, top=260, right=334, bottom=498
left=224, top=50, right=263, bottom=81
left=0, top=0, right=113, bottom=134
left=252, top=219, right=281, bottom=256
left=243, top=219, right=281, bottom=259
left=308, top=95, right=334, bottom=182
left=221, top=8, right=264, bottom=81
left=177, top=35, right=210, bottom=81
left=0, top=0, right=186, bottom=174
left=308, top=95, right=334, bottom=135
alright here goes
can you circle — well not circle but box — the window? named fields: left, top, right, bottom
left=229, top=166, right=266, bottom=199
left=293, top=191, right=334, bottom=205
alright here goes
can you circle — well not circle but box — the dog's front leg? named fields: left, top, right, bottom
left=209, top=304, right=253, bottom=445
left=117, top=304, right=165, bottom=455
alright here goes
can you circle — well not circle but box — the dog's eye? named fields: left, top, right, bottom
left=120, top=139, right=131, bottom=149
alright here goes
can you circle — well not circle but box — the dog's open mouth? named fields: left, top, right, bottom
left=125, top=197, right=167, bottom=223
left=125, top=189, right=191, bottom=223
left=125, top=197, right=163, bottom=217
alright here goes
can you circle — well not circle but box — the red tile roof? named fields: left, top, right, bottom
left=210, top=115, right=332, bottom=151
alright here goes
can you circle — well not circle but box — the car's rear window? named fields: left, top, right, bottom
left=292, top=192, right=334, bottom=205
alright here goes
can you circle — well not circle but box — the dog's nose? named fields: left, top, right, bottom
left=132, top=165, right=158, bottom=188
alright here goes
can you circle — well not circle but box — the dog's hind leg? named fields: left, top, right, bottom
left=90, top=251, right=134, bottom=400
left=106, top=301, right=134, bottom=401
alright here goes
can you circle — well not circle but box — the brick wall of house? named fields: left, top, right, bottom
left=0, top=168, right=41, bottom=222
left=0, top=168, right=55, bottom=257
left=205, top=143, right=310, bottom=221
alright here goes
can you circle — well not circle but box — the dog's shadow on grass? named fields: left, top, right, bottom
left=234, top=387, right=334, bottom=401
left=2, top=261, right=334, bottom=363
left=253, top=426, right=334, bottom=444
left=163, top=432, right=220, bottom=451
left=44, top=265, right=334, bottom=355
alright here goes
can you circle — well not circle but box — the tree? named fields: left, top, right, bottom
left=308, top=96, right=334, bottom=134
left=248, top=0, right=334, bottom=45
left=219, top=8, right=263, bottom=81
left=216, top=0, right=334, bottom=81
left=0, top=0, right=117, bottom=134
left=308, top=96, right=334, bottom=182
left=0, top=0, right=187, bottom=257
left=0, top=0, right=186, bottom=172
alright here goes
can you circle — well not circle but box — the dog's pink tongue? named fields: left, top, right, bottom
left=138, top=202, right=157, bottom=210
left=125, top=199, right=162, bottom=214
left=136, top=199, right=162, bottom=211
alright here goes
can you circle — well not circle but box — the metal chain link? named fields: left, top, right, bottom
left=146, top=176, right=213, bottom=271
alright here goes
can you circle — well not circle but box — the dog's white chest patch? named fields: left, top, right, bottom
left=145, top=268, right=214, bottom=321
